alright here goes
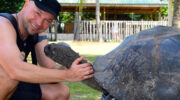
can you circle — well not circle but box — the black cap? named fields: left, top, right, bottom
left=34, top=0, right=61, bottom=19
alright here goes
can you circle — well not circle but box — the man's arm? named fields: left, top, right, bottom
left=0, top=18, right=93, bottom=83
left=35, top=32, right=57, bottom=69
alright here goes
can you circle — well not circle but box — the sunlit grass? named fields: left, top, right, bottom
left=65, top=82, right=102, bottom=100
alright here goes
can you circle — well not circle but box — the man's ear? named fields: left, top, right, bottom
left=22, top=0, right=30, bottom=11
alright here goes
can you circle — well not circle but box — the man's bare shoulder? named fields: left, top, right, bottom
left=0, top=16, right=17, bottom=42
left=0, top=17, right=21, bottom=68
left=0, top=16, right=13, bottom=26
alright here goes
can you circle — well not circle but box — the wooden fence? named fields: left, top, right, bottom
left=80, top=21, right=168, bottom=41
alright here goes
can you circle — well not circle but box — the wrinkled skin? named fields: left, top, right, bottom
left=44, top=26, right=180, bottom=100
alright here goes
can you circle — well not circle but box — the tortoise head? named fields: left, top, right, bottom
left=44, top=42, right=71, bottom=59
left=44, top=42, right=83, bottom=68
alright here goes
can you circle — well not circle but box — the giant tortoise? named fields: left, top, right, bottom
left=44, top=26, right=180, bottom=100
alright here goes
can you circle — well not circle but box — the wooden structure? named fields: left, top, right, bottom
left=47, top=0, right=168, bottom=41
left=58, top=0, right=168, bottom=20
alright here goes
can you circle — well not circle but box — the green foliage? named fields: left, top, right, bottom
left=79, top=0, right=85, bottom=12
left=140, top=14, right=150, bottom=20
left=82, top=12, right=96, bottom=20
left=59, top=12, right=75, bottom=23
left=59, top=12, right=96, bottom=23
left=160, top=7, right=168, bottom=18
left=0, top=0, right=25, bottom=13
left=128, top=14, right=141, bottom=20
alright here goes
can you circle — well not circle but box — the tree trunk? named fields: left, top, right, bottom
left=74, top=0, right=84, bottom=41
left=73, top=12, right=80, bottom=41
left=168, top=0, right=173, bottom=26
left=96, top=0, right=103, bottom=42
left=54, top=20, right=58, bottom=41
left=172, top=0, right=180, bottom=28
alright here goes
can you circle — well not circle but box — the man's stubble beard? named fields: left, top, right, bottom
left=22, top=17, right=32, bottom=36
left=23, top=20, right=46, bottom=35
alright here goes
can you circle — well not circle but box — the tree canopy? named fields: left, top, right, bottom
left=0, top=0, right=25, bottom=13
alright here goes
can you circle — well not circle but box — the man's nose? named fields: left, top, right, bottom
left=36, top=18, right=43, bottom=27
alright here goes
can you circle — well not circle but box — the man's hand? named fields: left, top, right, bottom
left=65, top=57, right=94, bottom=82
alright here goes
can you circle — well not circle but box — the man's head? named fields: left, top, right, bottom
left=20, top=0, right=61, bottom=35
left=34, top=0, right=61, bottom=19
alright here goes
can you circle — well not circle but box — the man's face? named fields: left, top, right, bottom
left=22, top=1, right=55, bottom=35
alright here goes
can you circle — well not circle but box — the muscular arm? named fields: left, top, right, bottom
left=0, top=18, right=93, bottom=83
left=35, top=32, right=57, bottom=69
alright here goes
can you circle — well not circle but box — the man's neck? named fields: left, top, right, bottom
left=15, top=13, right=28, bottom=40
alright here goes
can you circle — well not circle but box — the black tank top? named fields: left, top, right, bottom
left=0, top=13, right=42, bottom=100
left=0, top=13, right=38, bottom=64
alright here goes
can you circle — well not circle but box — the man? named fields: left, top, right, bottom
left=0, top=0, right=94, bottom=100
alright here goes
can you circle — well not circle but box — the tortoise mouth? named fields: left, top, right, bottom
left=101, top=93, right=116, bottom=100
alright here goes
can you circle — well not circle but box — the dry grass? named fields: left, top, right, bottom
left=54, top=41, right=121, bottom=55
